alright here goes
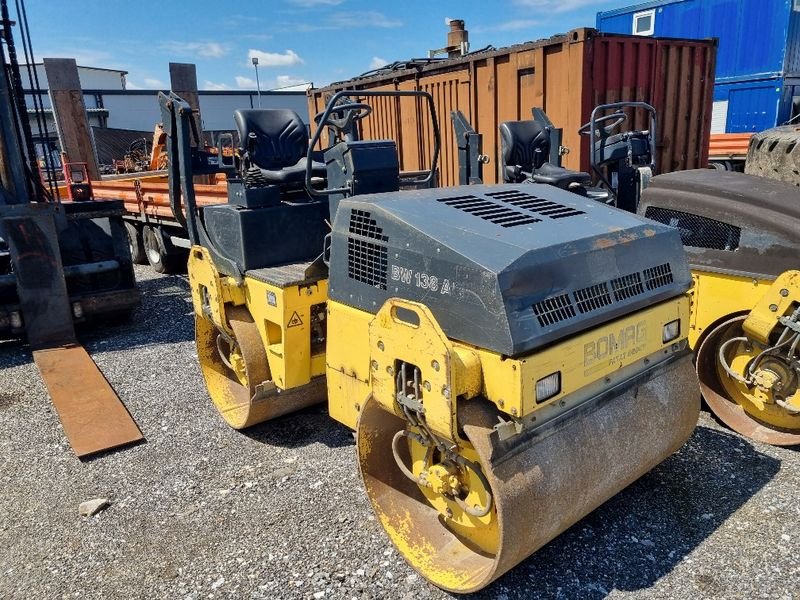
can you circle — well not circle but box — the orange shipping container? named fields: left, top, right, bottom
left=308, top=28, right=717, bottom=187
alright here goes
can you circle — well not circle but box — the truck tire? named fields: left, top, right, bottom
left=142, top=225, right=180, bottom=274
left=142, top=225, right=189, bottom=275
left=126, top=221, right=147, bottom=265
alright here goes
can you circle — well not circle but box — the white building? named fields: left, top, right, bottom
left=23, top=63, right=309, bottom=166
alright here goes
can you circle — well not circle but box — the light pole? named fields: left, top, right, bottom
left=251, top=56, right=262, bottom=108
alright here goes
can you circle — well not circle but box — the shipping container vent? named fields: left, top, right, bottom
left=349, top=208, right=388, bottom=241
left=485, top=189, right=585, bottom=219
left=644, top=206, right=740, bottom=251
left=437, top=194, right=541, bottom=228
left=611, top=272, right=645, bottom=302
left=532, top=293, right=576, bottom=327
left=573, top=283, right=613, bottom=314
left=347, top=238, right=387, bottom=290
left=644, top=263, right=673, bottom=290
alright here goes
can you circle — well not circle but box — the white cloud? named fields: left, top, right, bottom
left=235, top=76, right=257, bottom=89
left=241, top=33, right=273, bottom=41
left=473, top=19, right=540, bottom=33
left=203, top=80, right=232, bottom=90
left=292, top=11, right=401, bottom=31
left=288, top=0, right=343, bottom=5
left=247, top=48, right=304, bottom=67
left=444, top=17, right=454, bottom=25
left=236, top=74, right=310, bottom=90
left=39, top=48, right=121, bottom=69
left=160, top=41, right=230, bottom=58
left=143, top=77, right=165, bottom=88
left=513, top=0, right=597, bottom=12
left=369, top=56, right=388, bottom=70
left=274, top=75, right=308, bottom=89
left=126, top=80, right=142, bottom=90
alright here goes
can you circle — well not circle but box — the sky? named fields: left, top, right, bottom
left=20, top=0, right=630, bottom=91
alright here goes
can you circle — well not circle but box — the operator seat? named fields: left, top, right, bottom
left=234, top=109, right=326, bottom=188
left=499, top=120, right=591, bottom=189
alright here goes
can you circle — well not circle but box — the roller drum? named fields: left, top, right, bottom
left=357, top=353, right=699, bottom=593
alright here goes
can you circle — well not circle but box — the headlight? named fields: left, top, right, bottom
left=535, top=371, right=561, bottom=404
left=662, top=319, right=681, bottom=343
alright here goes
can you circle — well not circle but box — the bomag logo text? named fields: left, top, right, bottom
left=584, top=321, right=647, bottom=367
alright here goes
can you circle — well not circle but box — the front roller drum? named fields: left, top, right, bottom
left=195, top=307, right=325, bottom=429
left=357, top=354, right=699, bottom=593
left=696, top=315, right=800, bottom=446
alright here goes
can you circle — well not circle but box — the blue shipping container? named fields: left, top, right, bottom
left=597, top=0, right=800, bottom=131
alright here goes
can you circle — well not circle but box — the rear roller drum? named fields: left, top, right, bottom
left=195, top=307, right=325, bottom=429
left=696, top=315, right=800, bottom=446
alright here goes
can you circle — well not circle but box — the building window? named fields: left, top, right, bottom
left=794, top=0, right=800, bottom=11
left=633, top=9, right=656, bottom=36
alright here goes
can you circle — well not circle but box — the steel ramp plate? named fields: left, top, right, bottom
left=33, top=345, right=143, bottom=458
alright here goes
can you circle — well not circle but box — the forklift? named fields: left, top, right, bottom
left=0, top=0, right=142, bottom=457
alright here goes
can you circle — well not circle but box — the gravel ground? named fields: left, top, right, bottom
left=1, top=265, right=798, bottom=600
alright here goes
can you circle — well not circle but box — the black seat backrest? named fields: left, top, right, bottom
left=234, top=109, right=308, bottom=170
left=499, top=120, right=551, bottom=180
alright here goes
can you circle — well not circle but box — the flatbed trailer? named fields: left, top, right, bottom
left=707, top=132, right=752, bottom=171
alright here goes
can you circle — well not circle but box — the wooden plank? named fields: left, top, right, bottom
left=33, top=345, right=143, bottom=458
left=43, top=58, right=100, bottom=180
left=169, top=63, right=203, bottom=142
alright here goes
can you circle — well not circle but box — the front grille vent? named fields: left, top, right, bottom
left=486, top=189, right=585, bottom=219
left=644, top=263, right=673, bottom=290
left=347, top=209, right=388, bottom=289
left=532, top=294, right=576, bottom=327
left=533, top=263, right=677, bottom=328
left=644, top=206, right=740, bottom=251
left=573, top=283, right=612, bottom=314
left=611, top=273, right=645, bottom=301
left=436, top=195, right=540, bottom=228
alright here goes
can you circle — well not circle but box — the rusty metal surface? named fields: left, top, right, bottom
left=696, top=315, right=800, bottom=447
left=640, top=169, right=800, bottom=279
left=309, top=28, right=716, bottom=186
left=357, top=352, right=699, bottom=592
left=744, top=125, right=800, bottom=186
left=32, top=344, right=143, bottom=458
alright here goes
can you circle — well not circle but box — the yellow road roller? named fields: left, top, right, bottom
left=640, top=170, right=800, bottom=446
left=159, top=90, right=699, bottom=592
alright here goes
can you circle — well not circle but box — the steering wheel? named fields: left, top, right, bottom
left=313, top=101, right=372, bottom=133
left=578, top=111, right=627, bottom=136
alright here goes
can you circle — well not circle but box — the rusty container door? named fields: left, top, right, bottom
left=588, top=33, right=717, bottom=174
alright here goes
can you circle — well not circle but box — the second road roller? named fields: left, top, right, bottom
left=159, top=89, right=700, bottom=593
left=641, top=169, right=800, bottom=446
